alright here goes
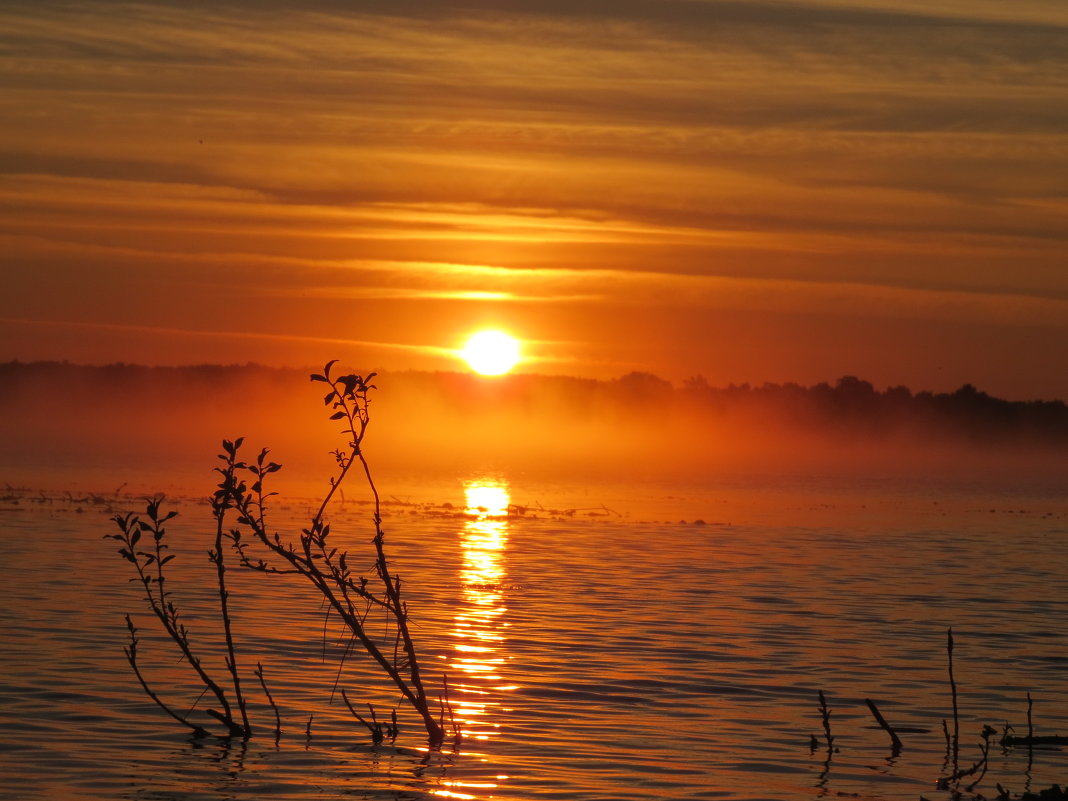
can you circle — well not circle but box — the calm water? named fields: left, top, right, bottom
left=1, top=471, right=1067, bottom=801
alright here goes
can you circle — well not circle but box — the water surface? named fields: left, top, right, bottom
left=1, top=472, right=1066, bottom=801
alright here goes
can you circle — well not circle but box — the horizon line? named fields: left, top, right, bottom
left=3, top=357, right=1065, bottom=405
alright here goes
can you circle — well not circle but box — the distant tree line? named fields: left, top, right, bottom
left=672, top=373, right=1068, bottom=445
left=574, top=370, right=1068, bottom=446
left=3, top=361, right=1067, bottom=448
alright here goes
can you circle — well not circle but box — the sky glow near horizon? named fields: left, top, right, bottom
left=2, top=1, right=1067, bottom=399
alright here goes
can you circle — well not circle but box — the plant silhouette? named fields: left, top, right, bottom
left=108, top=361, right=446, bottom=745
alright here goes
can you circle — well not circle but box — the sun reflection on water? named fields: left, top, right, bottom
left=448, top=480, right=512, bottom=747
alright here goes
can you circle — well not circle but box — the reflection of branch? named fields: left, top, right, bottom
left=1004, top=734, right=1068, bottom=747
left=938, top=725, right=996, bottom=792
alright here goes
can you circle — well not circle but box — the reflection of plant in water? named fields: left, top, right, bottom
left=108, top=361, right=446, bottom=746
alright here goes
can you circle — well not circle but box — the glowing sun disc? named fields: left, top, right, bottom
left=461, top=330, right=520, bottom=376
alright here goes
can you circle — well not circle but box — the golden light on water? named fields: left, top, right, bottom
left=448, top=479, right=512, bottom=744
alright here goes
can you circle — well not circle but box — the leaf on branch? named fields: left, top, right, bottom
left=329, top=411, right=346, bottom=420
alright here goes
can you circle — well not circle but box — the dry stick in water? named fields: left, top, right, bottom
left=255, top=662, right=281, bottom=744
left=865, top=698, right=902, bottom=754
left=1027, top=692, right=1035, bottom=774
left=441, top=673, right=461, bottom=745
left=947, top=628, right=960, bottom=772
left=940, top=719, right=952, bottom=772
left=1028, top=691, right=1034, bottom=741
left=1002, top=692, right=1068, bottom=749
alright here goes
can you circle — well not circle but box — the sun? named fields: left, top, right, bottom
left=461, top=330, right=521, bottom=376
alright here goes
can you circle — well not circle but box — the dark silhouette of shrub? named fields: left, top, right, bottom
left=107, top=361, right=447, bottom=745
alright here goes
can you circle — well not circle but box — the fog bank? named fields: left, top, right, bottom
left=2, top=362, right=1066, bottom=495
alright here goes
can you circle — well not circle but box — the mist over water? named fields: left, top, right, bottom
left=2, top=362, right=1065, bottom=497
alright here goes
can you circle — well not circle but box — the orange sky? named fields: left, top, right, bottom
left=2, top=1, right=1067, bottom=399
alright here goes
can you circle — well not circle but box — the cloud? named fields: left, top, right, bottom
left=0, top=315, right=455, bottom=356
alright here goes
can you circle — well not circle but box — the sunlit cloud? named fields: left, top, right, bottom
left=272, top=286, right=601, bottom=303
left=2, top=0, right=1067, bottom=395
left=0, top=316, right=455, bottom=358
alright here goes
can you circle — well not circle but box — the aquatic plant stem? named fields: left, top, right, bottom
left=122, top=615, right=209, bottom=738
left=210, top=452, right=251, bottom=738
left=818, top=690, right=834, bottom=753
left=1027, top=691, right=1035, bottom=774
left=360, top=447, right=440, bottom=740
left=1027, top=691, right=1034, bottom=741
left=110, top=502, right=245, bottom=737
left=228, top=362, right=445, bottom=745
left=948, top=628, right=960, bottom=771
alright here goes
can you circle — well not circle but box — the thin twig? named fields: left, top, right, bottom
left=948, top=628, right=960, bottom=771
left=122, top=615, right=209, bottom=738
left=818, top=690, right=835, bottom=753
left=255, top=662, right=281, bottom=744
left=211, top=449, right=251, bottom=738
